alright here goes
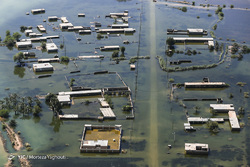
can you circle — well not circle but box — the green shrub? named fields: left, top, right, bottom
left=181, top=7, right=187, bottom=12
left=60, top=56, right=70, bottom=62
left=0, top=109, right=9, bottom=118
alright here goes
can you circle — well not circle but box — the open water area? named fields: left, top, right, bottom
left=0, top=0, right=250, bottom=166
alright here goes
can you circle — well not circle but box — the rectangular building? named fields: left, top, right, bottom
left=59, top=23, right=74, bottom=29
left=80, top=124, right=122, bottom=153
left=210, top=104, right=234, bottom=113
left=100, top=45, right=120, bottom=51
left=16, top=41, right=32, bottom=49
left=46, top=43, right=58, bottom=52
left=33, top=63, right=54, bottom=72
left=31, top=9, right=45, bottom=14
left=228, top=111, right=240, bottom=131
left=48, top=16, right=58, bottom=21
left=185, top=143, right=209, bottom=155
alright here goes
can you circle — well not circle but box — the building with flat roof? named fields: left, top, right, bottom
left=59, top=23, right=73, bottom=29
left=100, top=108, right=116, bottom=119
left=100, top=45, right=120, bottom=51
left=228, top=111, right=240, bottom=131
left=46, top=43, right=58, bottom=52
left=33, top=63, right=54, bottom=72
left=48, top=16, right=58, bottom=21
left=111, top=24, right=129, bottom=28
left=37, top=25, right=46, bottom=32
left=80, top=124, right=122, bottom=153
left=185, top=143, right=209, bottom=155
left=31, top=8, right=45, bottom=14
left=57, top=95, right=71, bottom=105
left=210, top=104, right=234, bottom=112
left=184, top=82, right=227, bottom=88
left=16, top=41, right=32, bottom=49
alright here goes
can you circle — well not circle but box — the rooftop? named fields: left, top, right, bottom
left=82, top=125, right=121, bottom=150
left=100, top=108, right=116, bottom=118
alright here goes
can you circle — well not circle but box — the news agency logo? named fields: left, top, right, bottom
left=8, top=154, right=15, bottom=160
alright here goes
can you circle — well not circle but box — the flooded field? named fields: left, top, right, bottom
left=0, top=0, right=250, bottom=166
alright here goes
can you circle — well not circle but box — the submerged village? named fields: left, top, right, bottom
left=0, top=0, right=250, bottom=166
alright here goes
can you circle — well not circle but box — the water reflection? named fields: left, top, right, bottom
left=13, top=65, right=25, bottom=78
left=49, top=116, right=63, bottom=133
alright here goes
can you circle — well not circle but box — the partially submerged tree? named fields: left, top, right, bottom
left=112, top=51, right=119, bottom=58
left=166, top=37, right=175, bottom=49
left=12, top=32, right=21, bottom=41
left=13, top=52, right=24, bottom=63
left=207, top=120, right=219, bottom=132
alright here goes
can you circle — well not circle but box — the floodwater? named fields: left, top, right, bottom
left=0, top=0, right=250, bottom=166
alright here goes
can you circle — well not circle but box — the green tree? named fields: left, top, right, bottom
left=215, top=6, right=222, bottom=14
left=214, top=41, right=219, bottom=51
left=60, top=56, right=70, bottom=63
left=112, top=51, right=119, bottom=58
left=230, top=5, right=234, bottom=8
left=166, top=37, right=175, bottom=47
left=33, top=105, right=42, bottom=116
left=45, top=93, right=61, bottom=113
left=3, top=36, right=15, bottom=47
left=207, top=120, right=218, bottom=131
left=0, top=109, right=9, bottom=118
left=6, top=30, right=11, bottom=37
left=20, top=26, right=28, bottom=32
left=120, top=46, right=125, bottom=54
left=9, top=119, right=17, bottom=128
left=41, top=42, right=46, bottom=49
left=181, top=7, right=187, bottom=12
left=13, top=52, right=24, bottom=63
left=12, top=32, right=22, bottom=41
left=70, top=78, right=75, bottom=87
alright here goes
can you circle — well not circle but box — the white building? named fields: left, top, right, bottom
left=33, top=63, right=54, bottom=72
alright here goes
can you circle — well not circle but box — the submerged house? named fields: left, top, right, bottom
left=46, top=43, right=58, bottom=52
left=33, top=63, right=54, bottom=72
left=57, top=95, right=71, bottom=105
left=100, top=45, right=120, bottom=51
left=16, top=41, right=32, bottom=49
left=31, top=8, right=45, bottom=14
left=80, top=124, right=122, bottom=153
left=185, top=143, right=209, bottom=155
left=48, top=16, right=58, bottom=21
left=59, top=23, right=74, bottom=29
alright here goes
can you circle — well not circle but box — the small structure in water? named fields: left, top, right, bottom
left=185, top=143, right=209, bottom=155
left=130, top=64, right=135, bottom=70
left=184, top=78, right=228, bottom=88
left=33, top=63, right=54, bottom=72
left=16, top=41, right=32, bottom=49
left=59, top=23, right=73, bottom=29
left=78, top=13, right=85, bottom=17
left=46, top=43, right=58, bottom=52
left=111, top=24, right=129, bottom=28
left=184, top=123, right=196, bottom=131
left=48, top=16, right=58, bottom=22
left=37, top=24, right=46, bottom=32
left=167, top=28, right=208, bottom=35
left=80, top=124, right=122, bottom=153
left=31, top=8, right=45, bottom=14
left=57, top=95, right=71, bottom=105
left=100, top=45, right=120, bottom=51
